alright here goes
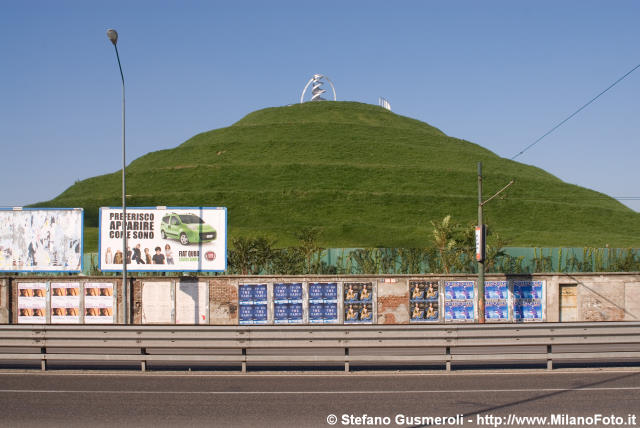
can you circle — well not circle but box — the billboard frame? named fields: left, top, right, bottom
left=0, top=207, right=84, bottom=273
left=98, top=206, right=227, bottom=273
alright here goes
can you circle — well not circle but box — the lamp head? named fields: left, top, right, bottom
left=106, top=29, right=118, bottom=45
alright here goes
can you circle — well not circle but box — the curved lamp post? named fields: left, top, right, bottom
left=107, top=29, right=128, bottom=324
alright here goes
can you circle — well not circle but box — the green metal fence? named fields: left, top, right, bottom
left=75, top=247, right=640, bottom=276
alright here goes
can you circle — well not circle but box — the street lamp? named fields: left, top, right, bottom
left=107, top=28, right=128, bottom=324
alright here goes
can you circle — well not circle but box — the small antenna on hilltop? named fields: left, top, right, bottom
left=379, top=97, right=391, bottom=111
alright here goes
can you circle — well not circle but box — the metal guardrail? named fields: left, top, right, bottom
left=1, top=322, right=640, bottom=372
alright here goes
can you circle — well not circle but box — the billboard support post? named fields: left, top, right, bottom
left=477, top=161, right=514, bottom=324
left=107, top=29, right=128, bottom=324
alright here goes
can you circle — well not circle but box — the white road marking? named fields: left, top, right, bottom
left=1, top=387, right=639, bottom=395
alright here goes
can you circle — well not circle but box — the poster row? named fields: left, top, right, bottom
left=409, top=280, right=545, bottom=323
left=0, top=207, right=227, bottom=272
left=17, top=282, right=116, bottom=324
left=236, top=280, right=545, bottom=325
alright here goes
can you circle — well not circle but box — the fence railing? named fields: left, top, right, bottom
left=2, top=322, right=639, bottom=372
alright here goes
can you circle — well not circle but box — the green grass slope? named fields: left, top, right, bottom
left=34, top=101, right=640, bottom=251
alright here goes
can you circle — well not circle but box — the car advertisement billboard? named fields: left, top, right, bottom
left=0, top=208, right=83, bottom=272
left=99, top=207, right=226, bottom=272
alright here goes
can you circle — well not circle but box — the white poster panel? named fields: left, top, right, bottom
left=99, top=207, right=227, bottom=272
left=84, top=282, right=115, bottom=324
left=18, top=282, right=47, bottom=323
left=141, top=281, right=173, bottom=324
left=176, top=281, right=209, bottom=324
left=51, top=282, right=80, bottom=324
left=0, top=209, right=83, bottom=272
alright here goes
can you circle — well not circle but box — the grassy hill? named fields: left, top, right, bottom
left=33, top=101, right=640, bottom=251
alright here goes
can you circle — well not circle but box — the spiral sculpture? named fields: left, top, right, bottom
left=300, top=74, right=337, bottom=103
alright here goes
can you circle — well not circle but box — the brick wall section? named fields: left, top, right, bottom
left=0, top=278, right=8, bottom=324
left=377, top=280, right=409, bottom=324
left=132, top=279, right=143, bottom=324
left=210, top=279, right=238, bottom=325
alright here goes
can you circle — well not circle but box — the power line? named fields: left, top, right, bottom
left=511, top=62, right=640, bottom=160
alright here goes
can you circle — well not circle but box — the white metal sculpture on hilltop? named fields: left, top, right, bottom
left=300, top=74, right=337, bottom=103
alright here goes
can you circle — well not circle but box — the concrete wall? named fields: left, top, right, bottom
left=3, top=273, right=640, bottom=325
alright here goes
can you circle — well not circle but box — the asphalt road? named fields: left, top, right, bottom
left=1, top=369, right=639, bottom=428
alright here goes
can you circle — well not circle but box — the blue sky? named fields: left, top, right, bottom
left=2, top=1, right=639, bottom=211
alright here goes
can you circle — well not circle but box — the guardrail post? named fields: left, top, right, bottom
left=241, top=348, right=247, bottom=373
left=141, top=347, right=147, bottom=372
left=345, top=347, right=350, bottom=373
left=445, top=346, right=451, bottom=372
left=547, top=344, right=553, bottom=370
left=41, top=347, right=46, bottom=371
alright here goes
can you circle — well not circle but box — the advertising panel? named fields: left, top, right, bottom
left=273, top=283, right=303, bottom=324
left=514, top=280, right=545, bottom=322
left=485, top=280, right=509, bottom=322
left=0, top=208, right=83, bottom=272
left=445, top=281, right=475, bottom=322
left=343, top=282, right=373, bottom=324
left=18, top=282, right=47, bottom=323
left=84, top=282, right=115, bottom=324
left=141, top=281, right=173, bottom=324
left=409, top=280, right=439, bottom=323
left=51, top=282, right=80, bottom=324
left=99, top=207, right=227, bottom=272
left=176, top=280, right=209, bottom=324
left=309, top=282, right=338, bottom=324
left=239, top=284, right=268, bottom=325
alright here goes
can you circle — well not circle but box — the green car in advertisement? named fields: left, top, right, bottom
left=160, top=212, right=217, bottom=245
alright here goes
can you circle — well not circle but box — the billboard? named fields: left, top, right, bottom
left=343, top=282, right=373, bottom=324
left=409, top=280, right=440, bottom=323
left=84, top=282, right=115, bottom=324
left=239, top=284, right=268, bottom=325
left=273, top=283, right=303, bottom=324
left=99, top=207, right=227, bottom=272
left=0, top=208, right=83, bottom=272
left=485, top=280, right=509, bottom=322
left=514, top=280, right=545, bottom=322
left=445, top=281, right=476, bottom=322
left=309, top=282, right=339, bottom=324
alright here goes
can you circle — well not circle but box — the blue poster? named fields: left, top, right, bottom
left=288, top=283, right=303, bottom=302
left=239, top=284, right=269, bottom=324
left=485, top=281, right=509, bottom=322
left=239, top=284, right=253, bottom=304
left=254, top=284, right=268, bottom=304
left=445, top=301, right=474, bottom=321
left=513, top=281, right=544, bottom=322
left=273, top=283, right=304, bottom=323
left=309, top=302, right=324, bottom=324
left=239, top=304, right=253, bottom=325
left=309, top=283, right=338, bottom=324
left=444, top=281, right=475, bottom=322
left=273, top=283, right=289, bottom=303
left=274, top=303, right=289, bottom=324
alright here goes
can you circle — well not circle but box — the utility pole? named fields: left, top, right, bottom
left=477, top=161, right=514, bottom=324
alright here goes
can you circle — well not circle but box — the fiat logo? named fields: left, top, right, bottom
left=205, top=251, right=216, bottom=261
